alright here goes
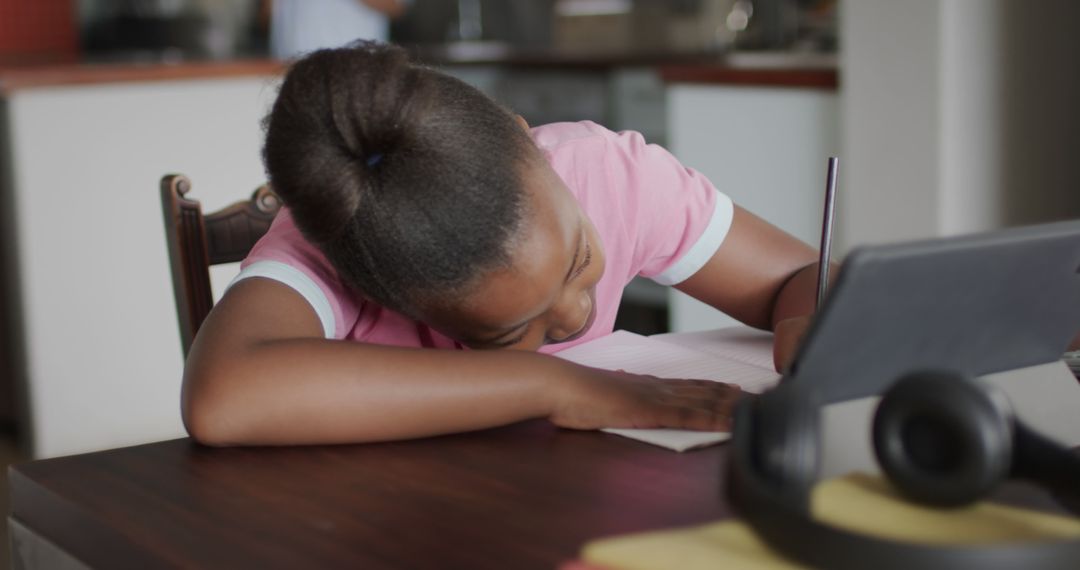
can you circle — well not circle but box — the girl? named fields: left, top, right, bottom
left=182, top=41, right=821, bottom=446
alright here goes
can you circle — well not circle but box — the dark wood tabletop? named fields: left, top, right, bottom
left=8, top=420, right=733, bottom=569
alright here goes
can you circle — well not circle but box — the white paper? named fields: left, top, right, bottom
left=554, top=330, right=781, bottom=452
left=651, top=327, right=777, bottom=371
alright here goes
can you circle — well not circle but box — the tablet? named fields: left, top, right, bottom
left=785, top=219, right=1080, bottom=403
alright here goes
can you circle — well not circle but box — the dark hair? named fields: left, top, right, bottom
left=263, top=41, right=537, bottom=315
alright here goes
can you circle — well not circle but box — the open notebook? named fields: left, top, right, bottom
left=555, top=329, right=781, bottom=451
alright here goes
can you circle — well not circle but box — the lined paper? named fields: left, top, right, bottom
left=651, top=327, right=776, bottom=371
left=555, top=330, right=781, bottom=451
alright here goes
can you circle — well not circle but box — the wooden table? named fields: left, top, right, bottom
left=8, top=421, right=733, bottom=569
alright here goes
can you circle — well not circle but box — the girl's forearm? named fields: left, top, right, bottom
left=183, top=339, right=573, bottom=446
left=770, top=262, right=831, bottom=328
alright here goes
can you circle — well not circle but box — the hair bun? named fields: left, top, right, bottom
left=262, top=41, right=421, bottom=243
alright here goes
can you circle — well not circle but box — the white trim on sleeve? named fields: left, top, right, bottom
left=228, top=260, right=337, bottom=339
left=651, top=193, right=735, bottom=286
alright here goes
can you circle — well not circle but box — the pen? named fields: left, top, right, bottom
left=816, top=157, right=839, bottom=310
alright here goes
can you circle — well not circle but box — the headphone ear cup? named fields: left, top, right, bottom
left=751, top=387, right=821, bottom=502
left=872, top=370, right=1014, bottom=507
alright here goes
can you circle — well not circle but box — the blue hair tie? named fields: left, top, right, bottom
left=366, top=153, right=383, bottom=167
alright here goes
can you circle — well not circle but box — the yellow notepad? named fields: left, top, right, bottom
left=582, top=473, right=1080, bottom=570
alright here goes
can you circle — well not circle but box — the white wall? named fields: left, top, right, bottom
left=995, top=1, right=1080, bottom=226
left=939, top=0, right=1006, bottom=234
left=839, top=1, right=945, bottom=245
left=7, top=76, right=279, bottom=457
left=841, top=0, right=1080, bottom=248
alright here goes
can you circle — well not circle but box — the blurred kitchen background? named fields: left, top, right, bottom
left=0, top=0, right=1078, bottom=498
left=71, top=0, right=836, bottom=59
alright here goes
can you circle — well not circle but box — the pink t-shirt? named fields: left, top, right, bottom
left=234, top=121, right=734, bottom=354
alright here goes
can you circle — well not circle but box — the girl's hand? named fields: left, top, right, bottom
left=549, top=367, right=743, bottom=432
left=773, top=315, right=812, bottom=373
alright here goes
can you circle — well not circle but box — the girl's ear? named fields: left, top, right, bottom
left=514, top=115, right=530, bottom=131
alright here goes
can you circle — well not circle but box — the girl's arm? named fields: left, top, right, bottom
left=183, top=278, right=739, bottom=446
left=674, top=205, right=834, bottom=370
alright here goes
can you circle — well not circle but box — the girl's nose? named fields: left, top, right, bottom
left=547, top=290, right=592, bottom=342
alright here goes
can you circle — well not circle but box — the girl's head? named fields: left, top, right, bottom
left=263, top=41, right=605, bottom=350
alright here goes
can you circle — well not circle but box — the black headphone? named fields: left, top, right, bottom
left=728, top=369, right=1080, bottom=569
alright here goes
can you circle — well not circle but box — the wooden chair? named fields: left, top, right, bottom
left=160, top=174, right=282, bottom=357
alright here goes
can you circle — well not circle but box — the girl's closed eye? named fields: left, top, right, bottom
left=570, top=241, right=592, bottom=281
left=489, top=328, right=529, bottom=348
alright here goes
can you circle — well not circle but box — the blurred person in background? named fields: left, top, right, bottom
left=267, top=0, right=409, bottom=60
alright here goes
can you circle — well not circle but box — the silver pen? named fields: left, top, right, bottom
left=817, top=157, right=839, bottom=310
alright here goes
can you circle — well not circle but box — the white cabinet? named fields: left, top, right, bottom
left=666, top=83, right=839, bottom=332
left=2, top=75, right=278, bottom=457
